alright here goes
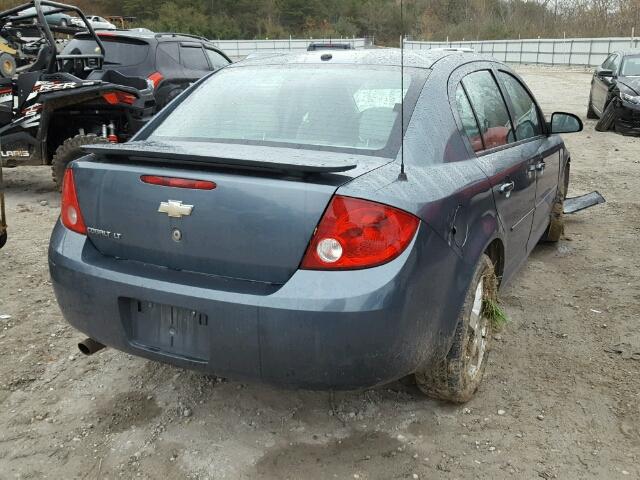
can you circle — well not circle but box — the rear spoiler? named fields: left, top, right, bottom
left=83, top=141, right=359, bottom=174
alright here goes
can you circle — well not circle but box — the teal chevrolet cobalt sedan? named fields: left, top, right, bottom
left=49, top=49, right=582, bottom=402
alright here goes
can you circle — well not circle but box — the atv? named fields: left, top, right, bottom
left=0, top=0, right=155, bottom=190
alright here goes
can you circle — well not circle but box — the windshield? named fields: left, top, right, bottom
left=149, top=65, right=426, bottom=156
left=62, top=38, right=149, bottom=66
left=621, top=55, right=640, bottom=76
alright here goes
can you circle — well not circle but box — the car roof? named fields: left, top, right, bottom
left=76, top=30, right=214, bottom=45
left=617, top=49, right=640, bottom=57
left=231, top=48, right=483, bottom=70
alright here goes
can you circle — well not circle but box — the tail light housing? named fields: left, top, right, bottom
left=61, top=169, right=87, bottom=235
left=301, top=195, right=419, bottom=270
left=147, top=72, right=164, bottom=89
left=102, top=91, right=136, bottom=105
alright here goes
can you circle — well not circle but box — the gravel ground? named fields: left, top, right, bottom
left=0, top=66, right=639, bottom=479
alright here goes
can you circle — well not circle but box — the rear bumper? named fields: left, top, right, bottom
left=49, top=221, right=464, bottom=390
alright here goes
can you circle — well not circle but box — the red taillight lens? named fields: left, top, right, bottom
left=61, top=169, right=87, bottom=235
left=301, top=195, right=419, bottom=270
left=147, top=72, right=164, bottom=89
left=141, top=175, right=216, bottom=190
left=102, top=91, right=136, bottom=105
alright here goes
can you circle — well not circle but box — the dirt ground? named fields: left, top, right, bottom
left=1, top=66, right=639, bottom=480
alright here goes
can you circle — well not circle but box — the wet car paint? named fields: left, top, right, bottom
left=49, top=50, right=573, bottom=388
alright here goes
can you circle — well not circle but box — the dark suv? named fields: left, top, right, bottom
left=62, top=31, right=231, bottom=109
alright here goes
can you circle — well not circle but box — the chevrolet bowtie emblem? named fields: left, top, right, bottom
left=158, top=200, right=194, bottom=218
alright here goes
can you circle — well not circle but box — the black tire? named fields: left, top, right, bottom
left=595, top=99, right=618, bottom=132
left=586, top=96, right=597, bottom=119
left=415, top=254, right=497, bottom=403
left=51, top=134, right=109, bottom=191
left=0, top=53, right=16, bottom=78
left=0, top=231, right=7, bottom=249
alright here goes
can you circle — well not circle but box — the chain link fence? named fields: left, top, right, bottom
left=404, top=37, right=640, bottom=67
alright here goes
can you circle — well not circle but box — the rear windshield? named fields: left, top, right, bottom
left=149, top=65, right=427, bottom=156
left=62, top=37, right=149, bottom=67
left=621, top=55, right=640, bottom=77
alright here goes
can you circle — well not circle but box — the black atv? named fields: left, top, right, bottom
left=0, top=0, right=155, bottom=190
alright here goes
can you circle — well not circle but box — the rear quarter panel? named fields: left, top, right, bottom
left=338, top=58, right=503, bottom=360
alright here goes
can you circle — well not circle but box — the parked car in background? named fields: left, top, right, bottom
left=14, top=5, right=73, bottom=27
left=49, top=50, right=582, bottom=403
left=61, top=31, right=231, bottom=109
left=430, top=47, right=475, bottom=53
left=588, top=49, right=640, bottom=135
left=307, top=42, right=354, bottom=51
left=0, top=0, right=156, bottom=191
left=71, top=15, right=116, bottom=30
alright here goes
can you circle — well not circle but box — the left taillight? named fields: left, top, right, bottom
left=301, top=195, right=419, bottom=270
left=61, top=169, right=87, bottom=235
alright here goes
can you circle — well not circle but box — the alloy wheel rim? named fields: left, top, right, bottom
left=465, top=278, right=488, bottom=379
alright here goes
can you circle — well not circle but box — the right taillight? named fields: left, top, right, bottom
left=301, top=195, right=419, bottom=270
left=147, top=72, right=164, bottom=89
left=61, top=169, right=87, bottom=235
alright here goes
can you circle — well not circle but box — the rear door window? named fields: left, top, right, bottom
left=462, top=70, right=514, bottom=151
left=455, top=85, right=483, bottom=152
left=180, top=45, right=209, bottom=71
left=205, top=48, right=229, bottom=70
left=498, top=72, right=542, bottom=141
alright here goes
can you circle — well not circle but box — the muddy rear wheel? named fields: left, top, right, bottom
left=51, top=134, right=109, bottom=191
left=415, top=254, right=497, bottom=403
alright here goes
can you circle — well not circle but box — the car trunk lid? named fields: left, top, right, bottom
left=72, top=143, right=389, bottom=284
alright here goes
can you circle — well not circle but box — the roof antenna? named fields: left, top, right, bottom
left=397, top=0, right=408, bottom=182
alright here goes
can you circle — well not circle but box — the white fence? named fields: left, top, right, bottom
left=404, top=37, right=640, bottom=67
left=209, top=37, right=369, bottom=59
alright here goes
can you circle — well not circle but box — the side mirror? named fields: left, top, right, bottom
left=549, top=112, right=583, bottom=134
left=597, top=68, right=614, bottom=78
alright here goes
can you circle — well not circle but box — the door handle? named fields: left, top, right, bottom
left=499, top=181, right=515, bottom=198
left=535, top=161, right=546, bottom=174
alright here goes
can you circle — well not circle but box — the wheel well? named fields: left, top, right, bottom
left=484, top=239, right=505, bottom=286
left=45, top=113, right=105, bottom=164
